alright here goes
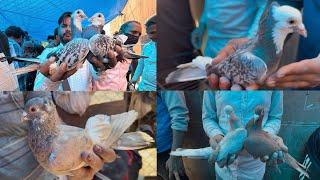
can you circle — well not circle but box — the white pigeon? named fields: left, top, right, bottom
left=82, top=12, right=106, bottom=39
left=71, top=9, right=88, bottom=38
left=166, top=2, right=307, bottom=88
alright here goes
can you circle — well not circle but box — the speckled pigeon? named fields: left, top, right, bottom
left=71, top=9, right=88, bottom=38
left=82, top=12, right=105, bottom=39
left=23, top=96, right=154, bottom=176
left=170, top=105, right=247, bottom=167
left=166, top=2, right=307, bottom=88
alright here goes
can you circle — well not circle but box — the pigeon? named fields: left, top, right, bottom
left=47, top=34, right=148, bottom=74
left=71, top=9, right=88, bottom=38
left=82, top=12, right=105, bottom=39
left=23, top=96, right=154, bottom=176
left=244, top=106, right=309, bottom=178
left=171, top=105, right=247, bottom=167
left=165, top=2, right=307, bottom=88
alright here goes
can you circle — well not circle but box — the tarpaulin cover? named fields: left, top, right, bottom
left=0, top=0, right=128, bottom=40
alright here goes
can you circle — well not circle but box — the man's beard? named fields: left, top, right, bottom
left=61, top=32, right=72, bottom=44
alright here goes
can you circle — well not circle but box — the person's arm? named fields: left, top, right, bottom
left=161, top=91, right=189, bottom=132
left=161, top=91, right=189, bottom=180
left=247, top=1, right=267, bottom=38
left=131, top=57, right=144, bottom=83
left=202, top=91, right=224, bottom=138
left=263, top=91, right=283, bottom=135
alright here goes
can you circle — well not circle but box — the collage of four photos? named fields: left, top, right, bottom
left=0, top=0, right=320, bottom=180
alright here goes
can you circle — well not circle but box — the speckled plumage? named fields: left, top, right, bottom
left=166, top=2, right=307, bottom=87
left=49, top=38, right=90, bottom=74
left=23, top=96, right=154, bottom=176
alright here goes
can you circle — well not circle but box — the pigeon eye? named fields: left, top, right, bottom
left=288, top=20, right=295, bottom=25
left=77, top=11, right=80, bottom=14
left=98, top=14, right=102, bottom=17
left=29, top=106, right=37, bottom=113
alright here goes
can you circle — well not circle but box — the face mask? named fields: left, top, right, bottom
left=124, top=33, right=139, bottom=45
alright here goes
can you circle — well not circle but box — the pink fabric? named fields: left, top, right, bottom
left=92, top=60, right=131, bottom=91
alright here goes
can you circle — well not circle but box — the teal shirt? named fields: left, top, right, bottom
left=201, top=0, right=266, bottom=57
left=132, top=41, right=157, bottom=91
left=202, top=91, right=283, bottom=138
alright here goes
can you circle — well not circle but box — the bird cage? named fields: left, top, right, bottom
left=0, top=53, right=19, bottom=91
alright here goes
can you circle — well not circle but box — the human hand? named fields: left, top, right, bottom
left=191, top=25, right=206, bottom=49
left=166, top=156, right=186, bottom=180
left=266, top=56, right=320, bottom=89
left=208, top=134, right=228, bottom=166
left=68, top=145, right=116, bottom=180
left=39, top=57, right=78, bottom=82
left=206, top=38, right=256, bottom=90
left=88, top=50, right=118, bottom=72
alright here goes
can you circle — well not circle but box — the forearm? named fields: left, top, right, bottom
left=263, top=91, right=283, bottom=135
left=202, top=91, right=223, bottom=138
left=171, top=130, right=185, bottom=151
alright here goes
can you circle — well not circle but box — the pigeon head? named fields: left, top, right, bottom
left=271, top=4, right=307, bottom=53
left=224, top=105, right=242, bottom=130
left=72, top=9, right=88, bottom=21
left=23, top=97, right=56, bottom=122
left=89, top=13, right=105, bottom=26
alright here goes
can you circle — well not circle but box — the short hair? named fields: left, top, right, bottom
left=47, top=35, right=54, bottom=41
left=54, top=27, right=59, bottom=36
left=119, top=20, right=141, bottom=33
left=145, top=15, right=156, bottom=28
left=5, top=26, right=25, bottom=39
left=58, top=12, right=72, bottom=25
left=0, top=31, right=11, bottom=57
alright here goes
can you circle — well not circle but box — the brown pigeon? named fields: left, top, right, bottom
left=244, top=106, right=309, bottom=178
left=23, top=96, right=154, bottom=176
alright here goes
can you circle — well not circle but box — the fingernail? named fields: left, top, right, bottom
left=267, top=80, right=275, bottom=87
left=94, top=145, right=102, bottom=153
left=277, top=73, right=284, bottom=78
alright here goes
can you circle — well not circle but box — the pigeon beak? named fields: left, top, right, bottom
left=295, top=24, right=307, bottom=38
left=82, top=14, right=88, bottom=19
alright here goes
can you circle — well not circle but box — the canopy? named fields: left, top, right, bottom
left=0, top=0, right=128, bottom=40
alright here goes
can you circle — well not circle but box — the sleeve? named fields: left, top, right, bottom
left=131, top=58, right=144, bottom=82
left=202, top=91, right=224, bottom=138
left=263, top=91, right=283, bottom=135
left=34, top=78, right=61, bottom=91
left=247, top=0, right=267, bottom=38
left=161, top=91, right=189, bottom=132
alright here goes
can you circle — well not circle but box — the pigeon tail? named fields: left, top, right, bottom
left=170, top=147, right=212, bottom=159
left=112, top=131, right=154, bottom=150
left=165, top=56, right=212, bottom=83
left=284, top=153, right=310, bottom=179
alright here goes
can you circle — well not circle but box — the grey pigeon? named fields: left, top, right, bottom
left=47, top=34, right=147, bottom=74
left=71, top=9, right=88, bottom=38
left=171, top=105, right=247, bottom=167
left=244, top=106, right=309, bottom=178
left=23, top=96, right=154, bottom=176
left=166, top=2, right=307, bottom=88
left=82, top=12, right=105, bottom=39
